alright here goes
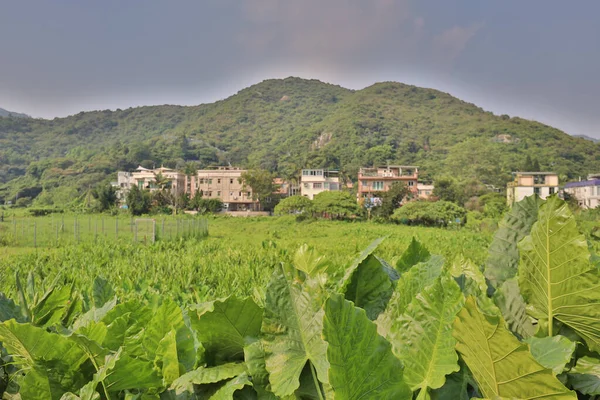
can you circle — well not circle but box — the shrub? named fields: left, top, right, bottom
left=274, top=195, right=313, bottom=215
left=313, top=191, right=360, bottom=219
left=391, top=200, right=466, bottom=227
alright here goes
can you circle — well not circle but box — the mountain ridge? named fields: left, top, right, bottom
left=0, top=107, right=30, bottom=119
left=1, top=77, right=598, bottom=206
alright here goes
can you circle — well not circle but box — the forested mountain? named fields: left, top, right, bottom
left=0, top=108, right=30, bottom=118
left=1, top=77, right=599, bottom=206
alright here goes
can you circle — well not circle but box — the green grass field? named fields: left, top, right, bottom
left=0, top=215, right=491, bottom=304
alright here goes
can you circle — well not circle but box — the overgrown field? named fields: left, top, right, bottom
left=0, top=217, right=491, bottom=304
left=2, top=200, right=600, bottom=399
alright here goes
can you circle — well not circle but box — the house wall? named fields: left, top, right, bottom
left=196, top=168, right=258, bottom=210
left=564, top=185, right=600, bottom=209
left=300, top=170, right=340, bottom=200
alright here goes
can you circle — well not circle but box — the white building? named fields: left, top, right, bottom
left=115, top=166, right=186, bottom=201
left=507, top=172, right=559, bottom=206
left=564, top=174, right=600, bottom=209
left=300, top=169, right=341, bottom=200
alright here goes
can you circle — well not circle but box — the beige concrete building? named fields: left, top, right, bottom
left=564, top=174, right=600, bottom=209
left=357, top=165, right=419, bottom=205
left=116, top=166, right=185, bottom=200
left=417, top=183, right=435, bottom=200
left=194, top=167, right=259, bottom=211
left=507, top=172, right=559, bottom=206
left=300, top=169, right=341, bottom=200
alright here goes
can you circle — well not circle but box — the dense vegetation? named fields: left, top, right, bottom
left=2, top=77, right=599, bottom=207
left=1, top=197, right=600, bottom=398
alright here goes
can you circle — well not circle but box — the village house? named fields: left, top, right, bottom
left=357, top=165, right=419, bottom=205
left=564, top=174, right=600, bottom=209
left=193, top=166, right=259, bottom=211
left=274, top=178, right=301, bottom=197
left=506, top=172, right=559, bottom=206
left=115, top=166, right=185, bottom=200
left=300, top=169, right=341, bottom=200
left=417, top=183, right=435, bottom=200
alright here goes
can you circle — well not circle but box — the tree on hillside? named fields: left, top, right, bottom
left=313, top=191, right=359, bottom=219
left=433, top=178, right=460, bottom=203
left=126, top=185, right=152, bottom=216
left=241, top=169, right=279, bottom=211
left=374, top=182, right=409, bottom=219
left=92, top=183, right=117, bottom=212
left=274, top=195, right=314, bottom=215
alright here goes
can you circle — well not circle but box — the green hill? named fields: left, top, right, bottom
left=1, top=77, right=598, bottom=206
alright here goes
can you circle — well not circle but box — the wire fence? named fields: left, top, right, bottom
left=0, top=214, right=208, bottom=248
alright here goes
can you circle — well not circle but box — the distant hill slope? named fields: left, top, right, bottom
left=573, top=134, right=600, bottom=143
left=1, top=77, right=599, bottom=206
left=0, top=108, right=30, bottom=118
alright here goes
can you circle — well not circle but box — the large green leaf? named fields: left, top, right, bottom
left=142, top=299, right=184, bottom=361
left=0, top=293, right=22, bottom=322
left=294, top=244, right=331, bottom=277
left=104, top=353, right=162, bottom=392
left=322, top=293, right=412, bottom=400
left=0, top=320, right=90, bottom=399
left=396, top=237, right=431, bottom=273
left=518, top=197, right=600, bottom=350
left=524, top=336, right=575, bottom=375
left=485, top=195, right=542, bottom=287
left=155, top=329, right=180, bottom=385
left=343, top=253, right=397, bottom=320
left=391, top=276, right=463, bottom=397
left=339, top=237, right=386, bottom=288
left=430, top=362, right=476, bottom=400
left=170, top=362, right=247, bottom=395
left=376, top=255, right=443, bottom=337
left=31, top=284, right=72, bottom=328
left=244, top=340, right=278, bottom=399
left=569, top=356, right=600, bottom=395
left=492, top=278, right=536, bottom=339
left=92, top=277, right=115, bottom=308
left=190, top=296, right=262, bottom=364
left=453, top=297, right=576, bottom=399
left=261, top=266, right=329, bottom=397
left=209, top=373, right=252, bottom=399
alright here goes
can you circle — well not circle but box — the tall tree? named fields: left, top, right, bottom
left=241, top=169, right=279, bottom=211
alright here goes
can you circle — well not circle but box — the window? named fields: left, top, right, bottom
left=330, top=183, right=339, bottom=190
left=217, top=179, right=221, bottom=184
left=239, top=192, right=242, bottom=196
left=361, top=181, right=368, bottom=187
left=408, top=181, right=415, bottom=187
left=313, top=183, right=322, bottom=189
left=208, top=179, right=213, bottom=184
left=534, top=175, right=546, bottom=185
left=534, top=187, right=540, bottom=196
left=247, top=192, right=251, bottom=197
left=217, top=191, right=221, bottom=196
left=549, top=187, right=555, bottom=195
left=229, top=192, right=233, bottom=196
left=373, top=181, right=384, bottom=190
left=208, top=191, right=212, bottom=197
left=304, top=183, right=309, bottom=188
left=230, top=179, right=234, bottom=184
left=324, top=182, right=329, bottom=189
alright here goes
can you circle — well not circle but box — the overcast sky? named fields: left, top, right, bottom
left=1, top=1, right=599, bottom=137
